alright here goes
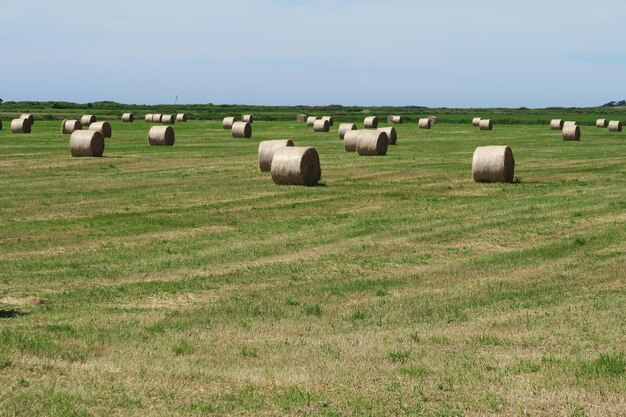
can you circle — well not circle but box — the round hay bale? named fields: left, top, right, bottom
left=338, top=123, right=357, bottom=139
left=608, top=120, right=622, bottom=132
left=562, top=123, right=580, bottom=141
left=258, top=139, right=294, bottom=172
left=306, top=116, right=318, bottom=126
left=550, top=119, right=564, bottom=130
left=80, top=115, right=96, bottom=126
left=176, top=113, right=187, bottom=122
left=313, top=119, right=330, bottom=133
left=321, top=116, right=334, bottom=127
left=472, top=117, right=481, bottom=127
left=122, top=113, right=134, bottom=122
left=357, top=130, right=388, bottom=156
left=11, top=118, right=31, bottom=134
left=596, top=119, right=607, bottom=128
left=161, top=115, right=176, bottom=125
left=392, top=116, right=403, bottom=124
left=70, top=130, right=105, bottom=157
left=145, top=114, right=153, bottom=122
left=242, top=115, right=253, bottom=124
left=344, top=130, right=360, bottom=152
left=20, top=114, right=35, bottom=125
left=232, top=121, right=252, bottom=138
left=89, top=121, right=112, bottom=138
left=479, top=119, right=493, bottom=130
left=223, top=117, right=237, bottom=129
left=148, top=126, right=175, bottom=146
left=418, top=118, right=431, bottom=129
left=61, top=119, right=82, bottom=134
left=429, top=116, right=437, bottom=125
left=378, top=127, right=397, bottom=145
left=271, top=146, right=321, bottom=186
left=152, top=114, right=163, bottom=123
left=364, top=116, right=378, bottom=129
left=296, top=113, right=307, bottom=122
left=472, top=145, right=515, bottom=183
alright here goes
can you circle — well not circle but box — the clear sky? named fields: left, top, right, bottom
left=1, top=0, right=625, bottom=107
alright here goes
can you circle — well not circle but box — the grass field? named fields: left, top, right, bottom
left=0, top=117, right=625, bottom=416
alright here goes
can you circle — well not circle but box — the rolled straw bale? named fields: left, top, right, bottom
left=152, top=114, right=163, bottom=123
left=161, top=115, right=176, bottom=125
left=391, top=115, right=403, bottom=124
left=338, top=123, right=357, bottom=139
left=81, top=115, right=96, bottom=126
left=364, top=116, right=378, bottom=129
left=562, top=123, right=580, bottom=141
left=429, top=116, right=438, bottom=125
left=270, top=146, right=321, bottom=186
left=378, top=127, right=397, bottom=145
left=357, top=130, right=388, bottom=156
left=232, top=121, right=252, bottom=138
left=258, top=139, right=294, bottom=172
left=148, top=126, right=175, bottom=146
left=472, top=145, right=515, bottom=183
left=122, top=113, right=134, bottom=122
left=343, top=130, right=360, bottom=152
left=11, top=118, right=31, bottom=133
left=596, top=119, right=607, bottom=128
left=70, top=130, right=104, bottom=157
left=145, top=114, right=153, bottom=122
left=242, top=115, right=253, bottom=123
left=61, top=119, right=82, bottom=134
left=550, top=119, right=564, bottom=130
left=418, top=118, right=431, bottom=129
left=223, top=117, right=237, bottom=129
left=479, top=119, right=493, bottom=130
left=89, top=121, right=112, bottom=138
left=176, top=113, right=187, bottom=122
left=20, top=114, right=34, bottom=125
left=313, top=119, right=330, bottom=132
left=296, top=114, right=307, bottom=122
left=321, top=116, right=334, bottom=126
left=608, top=120, right=622, bottom=132
left=387, top=116, right=394, bottom=123
left=306, top=116, right=318, bottom=126
left=472, top=117, right=481, bottom=127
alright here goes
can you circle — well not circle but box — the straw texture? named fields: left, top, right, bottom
left=472, top=117, right=481, bottom=127
left=338, top=123, right=357, bottom=139
left=296, top=114, right=307, bottom=122
left=223, top=117, right=237, bottom=129
left=608, top=121, right=622, bottom=132
left=122, top=113, right=134, bottom=122
left=80, top=115, right=96, bottom=126
left=321, top=116, right=334, bottom=127
left=306, top=116, right=318, bottom=126
left=258, top=139, right=294, bottom=172
left=472, top=145, right=515, bottom=183
left=11, top=118, right=31, bottom=134
left=313, top=119, right=330, bottom=132
left=596, top=119, right=607, bottom=128
left=357, top=130, right=388, bottom=156
left=62, top=119, right=82, bottom=134
left=378, top=127, right=397, bottom=145
left=161, top=115, right=176, bottom=125
left=145, top=114, right=153, bottom=122
left=148, top=126, right=175, bottom=146
left=20, top=114, right=35, bottom=125
left=550, top=119, right=564, bottom=130
left=479, top=119, right=493, bottom=130
left=176, top=113, right=187, bottom=122
left=89, top=121, right=112, bottom=138
left=271, top=147, right=321, bottom=186
left=70, top=130, right=105, bottom=157
left=562, top=123, right=580, bottom=141
left=364, top=116, right=378, bottom=129
left=232, top=122, right=252, bottom=138
left=418, top=118, right=431, bottom=129
left=242, top=115, right=254, bottom=123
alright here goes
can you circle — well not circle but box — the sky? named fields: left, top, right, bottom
left=1, top=0, right=625, bottom=107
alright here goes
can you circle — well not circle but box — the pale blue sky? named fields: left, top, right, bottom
left=1, top=0, right=625, bottom=107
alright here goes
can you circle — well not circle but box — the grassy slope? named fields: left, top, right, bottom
left=0, top=118, right=624, bottom=416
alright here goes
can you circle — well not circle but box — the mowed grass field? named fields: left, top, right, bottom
left=0, top=118, right=625, bottom=416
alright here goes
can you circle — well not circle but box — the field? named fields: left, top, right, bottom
left=0, top=115, right=625, bottom=416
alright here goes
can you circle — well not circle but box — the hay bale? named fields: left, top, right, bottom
left=176, top=113, right=187, bottom=122
left=232, top=121, right=252, bottom=138
left=152, top=114, right=163, bottom=123
left=387, top=116, right=394, bottom=123
left=223, top=117, right=237, bottom=129
left=343, top=130, right=360, bottom=152
left=61, top=119, right=82, bottom=134
left=418, top=118, right=431, bottom=129
left=148, top=126, right=175, bottom=146
left=472, top=145, right=515, bottom=183
left=313, top=119, right=330, bottom=133
left=429, top=116, right=438, bottom=125
left=479, top=119, right=493, bottom=130
left=161, top=115, right=176, bottom=125
left=378, top=127, right=397, bottom=145
left=122, top=113, right=134, bottom=122
left=472, top=117, right=481, bottom=127
left=550, top=119, right=564, bottom=130
left=608, top=120, right=622, bottom=132
left=596, top=118, right=607, bottom=128
left=11, top=118, right=31, bottom=134
left=270, top=146, right=321, bottom=186
left=338, top=123, right=357, bottom=139
left=306, top=116, right=318, bottom=126
left=391, top=115, right=403, bottom=124
left=242, top=115, right=254, bottom=123
left=321, top=116, right=334, bottom=126
left=145, top=114, right=153, bottom=122
left=296, top=113, right=307, bottom=122
left=357, top=130, right=388, bottom=156
left=562, top=123, right=580, bottom=141
left=89, top=121, right=112, bottom=138
left=258, top=139, right=294, bottom=172
left=80, top=115, right=96, bottom=126
left=70, top=130, right=105, bottom=157
left=364, top=116, right=378, bottom=129
left=20, top=114, right=34, bottom=125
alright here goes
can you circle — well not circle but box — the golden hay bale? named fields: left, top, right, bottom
left=343, top=130, right=360, bottom=152
left=562, top=123, right=580, bottom=141
left=479, top=119, right=493, bottom=130
left=61, top=119, right=82, bottom=134
left=122, top=113, right=134, bottom=122
left=364, top=116, right=378, bottom=129
left=429, top=116, right=437, bottom=125
left=176, top=113, right=187, bottom=122
left=80, top=115, right=96, bottom=126
left=161, top=115, right=176, bottom=125
left=313, top=119, right=330, bottom=132
left=390, top=115, right=403, bottom=124
left=148, top=126, right=175, bottom=146
left=11, top=118, right=31, bottom=133
left=357, top=130, right=388, bottom=156
left=306, top=116, right=318, bottom=126
left=20, top=114, right=35, bottom=125
left=70, top=130, right=105, bottom=157
left=89, top=121, right=112, bottom=138
left=321, top=116, right=334, bottom=126
left=338, top=123, right=357, bottom=139
left=608, top=121, right=622, bottom=132
left=270, top=146, right=321, bottom=186
left=296, top=113, right=307, bottom=122
left=152, top=114, right=163, bottom=123
left=550, top=119, right=564, bottom=130
left=418, top=118, right=431, bottom=129
left=258, top=139, right=294, bottom=172
left=223, top=117, right=237, bottom=129
left=145, top=114, right=153, bottom=122
left=472, top=145, right=515, bottom=183
left=232, top=121, right=252, bottom=138
left=596, top=119, right=607, bottom=128
left=378, top=127, right=397, bottom=145
left=242, top=114, right=254, bottom=123
left=472, top=117, right=481, bottom=127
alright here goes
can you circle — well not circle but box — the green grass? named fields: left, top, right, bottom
left=0, top=116, right=625, bottom=416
